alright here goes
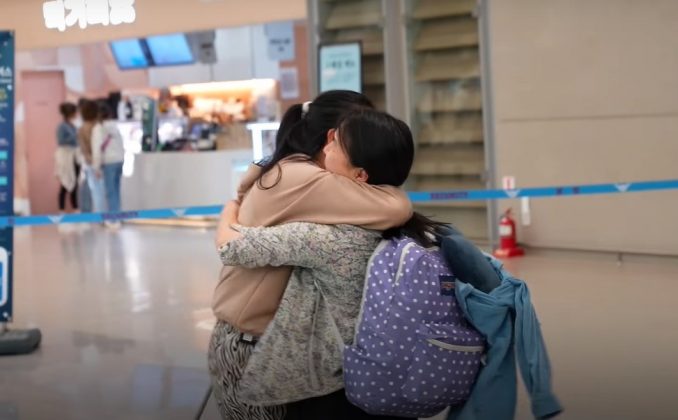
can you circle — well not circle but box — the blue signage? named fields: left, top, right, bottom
left=0, top=31, right=14, bottom=322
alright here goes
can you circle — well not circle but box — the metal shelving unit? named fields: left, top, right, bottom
left=406, top=0, right=489, bottom=242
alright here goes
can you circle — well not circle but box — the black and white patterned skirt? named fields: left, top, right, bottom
left=208, top=320, right=286, bottom=420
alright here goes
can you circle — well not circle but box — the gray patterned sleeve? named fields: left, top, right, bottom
left=218, top=222, right=348, bottom=269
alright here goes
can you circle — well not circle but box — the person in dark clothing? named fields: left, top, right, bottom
left=55, top=102, right=80, bottom=212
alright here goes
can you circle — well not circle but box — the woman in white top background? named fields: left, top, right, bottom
left=91, top=103, right=125, bottom=227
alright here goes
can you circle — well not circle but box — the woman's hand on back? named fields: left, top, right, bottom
left=215, top=200, right=243, bottom=249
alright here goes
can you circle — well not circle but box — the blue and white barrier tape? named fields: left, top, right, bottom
left=1, top=179, right=676, bottom=228
left=0, top=205, right=224, bottom=228
left=407, top=179, right=678, bottom=202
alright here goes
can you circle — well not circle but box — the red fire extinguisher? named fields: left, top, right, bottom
left=494, top=208, right=524, bottom=258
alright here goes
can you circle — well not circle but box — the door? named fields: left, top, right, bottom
left=22, top=71, right=66, bottom=215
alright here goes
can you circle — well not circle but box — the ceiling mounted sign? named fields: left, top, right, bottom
left=43, top=0, right=136, bottom=32
left=264, top=21, right=295, bottom=62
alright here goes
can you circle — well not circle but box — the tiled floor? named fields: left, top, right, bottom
left=0, top=225, right=219, bottom=420
left=1, top=225, right=677, bottom=420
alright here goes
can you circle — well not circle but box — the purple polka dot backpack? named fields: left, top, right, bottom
left=344, top=237, right=486, bottom=418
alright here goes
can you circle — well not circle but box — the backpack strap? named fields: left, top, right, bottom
left=353, top=240, right=390, bottom=342
left=395, top=240, right=418, bottom=285
left=101, top=133, right=113, bottom=152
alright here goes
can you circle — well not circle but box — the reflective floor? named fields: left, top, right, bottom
left=0, top=225, right=219, bottom=420
left=1, top=225, right=677, bottom=419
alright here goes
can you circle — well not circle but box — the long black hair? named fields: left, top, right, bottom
left=335, top=108, right=447, bottom=248
left=335, top=108, right=414, bottom=186
left=382, top=213, right=447, bottom=249
left=257, top=90, right=374, bottom=188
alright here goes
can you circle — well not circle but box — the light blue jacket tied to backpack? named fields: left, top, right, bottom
left=446, top=255, right=562, bottom=420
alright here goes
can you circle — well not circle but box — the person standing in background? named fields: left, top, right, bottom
left=78, top=100, right=106, bottom=214
left=55, top=102, right=80, bottom=213
left=76, top=99, right=92, bottom=213
left=91, top=103, right=125, bottom=229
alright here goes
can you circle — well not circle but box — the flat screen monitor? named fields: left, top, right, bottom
left=110, top=39, right=150, bottom=70
left=146, top=33, right=195, bottom=66
left=318, top=42, right=362, bottom=93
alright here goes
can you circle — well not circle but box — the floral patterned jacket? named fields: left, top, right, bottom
left=218, top=222, right=381, bottom=405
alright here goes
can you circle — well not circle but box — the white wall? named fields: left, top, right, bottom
left=489, top=0, right=678, bottom=255
left=212, top=27, right=254, bottom=81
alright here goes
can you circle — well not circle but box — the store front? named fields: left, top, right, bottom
left=10, top=9, right=310, bottom=215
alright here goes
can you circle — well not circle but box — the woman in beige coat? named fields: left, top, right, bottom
left=208, top=92, right=412, bottom=420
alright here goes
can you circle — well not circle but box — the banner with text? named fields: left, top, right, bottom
left=0, top=31, right=15, bottom=322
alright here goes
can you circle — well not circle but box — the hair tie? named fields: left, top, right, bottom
left=302, top=101, right=312, bottom=117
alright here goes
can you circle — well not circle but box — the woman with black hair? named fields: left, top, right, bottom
left=91, top=102, right=125, bottom=227
left=78, top=100, right=107, bottom=214
left=55, top=102, right=80, bottom=212
left=208, top=92, right=414, bottom=420
left=214, top=108, right=442, bottom=420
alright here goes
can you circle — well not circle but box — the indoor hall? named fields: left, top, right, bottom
left=1, top=0, right=678, bottom=419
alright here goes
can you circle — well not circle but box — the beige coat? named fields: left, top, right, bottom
left=212, top=157, right=412, bottom=335
left=77, top=121, right=96, bottom=165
